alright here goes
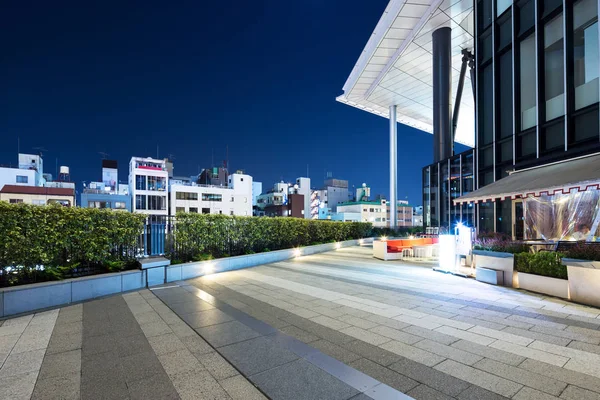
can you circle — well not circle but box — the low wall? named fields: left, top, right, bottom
left=0, top=269, right=147, bottom=318
left=472, top=250, right=515, bottom=287
left=0, top=238, right=372, bottom=318
left=165, top=238, right=371, bottom=283
left=516, top=272, right=569, bottom=299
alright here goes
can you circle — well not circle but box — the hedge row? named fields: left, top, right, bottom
left=170, top=214, right=372, bottom=262
left=0, top=203, right=145, bottom=286
left=514, top=252, right=568, bottom=280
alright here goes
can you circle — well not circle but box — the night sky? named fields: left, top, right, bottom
left=1, top=1, right=469, bottom=205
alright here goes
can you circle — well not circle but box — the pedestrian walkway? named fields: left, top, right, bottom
left=1, top=245, right=600, bottom=399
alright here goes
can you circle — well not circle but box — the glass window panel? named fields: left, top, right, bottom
left=543, top=120, right=564, bottom=150
left=479, top=65, right=494, bottom=145
left=479, top=0, right=493, bottom=30
left=519, top=131, right=537, bottom=156
left=544, top=14, right=565, bottom=121
left=500, top=139, right=514, bottom=162
left=497, top=0, right=512, bottom=16
left=496, top=200, right=513, bottom=235
left=518, top=0, right=535, bottom=35
left=480, top=33, right=492, bottom=63
left=574, top=107, right=599, bottom=141
left=135, top=175, right=146, bottom=191
left=498, top=15, right=513, bottom=49
left=479, top=202, right=495, bottom=233
left=574, top=0, right=599, bottom=110
left=499, top=51, right=513, bottom=138
left=520, top=35, right=537, bottom=130
left=481, top=146, right=494, bottom=167
left=543, top=0, right=562, bottom=17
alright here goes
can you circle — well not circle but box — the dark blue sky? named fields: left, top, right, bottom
left=1, top=0, right=468, bottom=205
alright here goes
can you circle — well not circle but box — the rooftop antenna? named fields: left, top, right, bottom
left=33, top=146, right=47, bottom=157
left=98, top=152, right=109, bottom=159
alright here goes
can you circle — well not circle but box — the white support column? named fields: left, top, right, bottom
left=389, top=105, right=398, bottom=230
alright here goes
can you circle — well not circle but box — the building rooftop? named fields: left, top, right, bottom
left=337, top=0, right=474, bottom=147
left=338, top=200, right=414, bottom=207
left=0, top=185, right=74, bottom=196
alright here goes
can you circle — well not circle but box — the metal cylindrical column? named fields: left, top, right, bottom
left=389, top=105, right=398, bottom=230
left=432, top=27, right=453, bottom=163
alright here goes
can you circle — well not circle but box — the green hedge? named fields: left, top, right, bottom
left=170, top=214, right=372, bottom=262
left=0, top=203, right=145, bottom=286
left=514, top=252, right=568, bottom=280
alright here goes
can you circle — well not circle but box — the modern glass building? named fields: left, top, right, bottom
left=339, top=0, right=599, bottom=238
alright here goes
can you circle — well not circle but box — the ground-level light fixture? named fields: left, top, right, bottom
left=203, top=263, right=215, bottom=275
left=335, top=242, right=341, bottom=249
left=294, top=248, right=302, bottom=257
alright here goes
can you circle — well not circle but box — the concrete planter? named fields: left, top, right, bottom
left=563, top=258, right=600, bottom=308
left=167, top=238, right=370, bottom=283
left=0, top=269, right=146, bottom=318
left=516, top=272, right=569, bottom=299
left=472, top=250, right=515, bottom=287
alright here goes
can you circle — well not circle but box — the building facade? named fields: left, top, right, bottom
left=169, top=173, right=252, bottom=216
left=129, top=157, right=169, bottom=216
left=0, top=185, right=75, bottom=206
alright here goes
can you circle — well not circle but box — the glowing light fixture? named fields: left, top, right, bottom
left=294, top=248, right=302, bottom=257
left=358, top=239, right=364, bottom=245
left=335, top=242, right=341, bottom=249
left=381, top=236, right=388, bottom=242
left=203, top=263, right=215, bottom=275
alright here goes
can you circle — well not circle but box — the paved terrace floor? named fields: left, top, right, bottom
left=2, top=245, right=600, bottom=399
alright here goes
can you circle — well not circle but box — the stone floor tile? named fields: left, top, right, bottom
left=279, top=325, right=320, bottom=343
left=51, top=320, right=83, bottom=336
left=340, top=326, right=391, bottom=346
left=380, top=340, right=445, bottom=367
left=309, top=305, right=347, bottom=318
left=512, top=387, right=560, bottom=400
left=250, top=358, right=359, bottom=400
left=168, top=321, right=197, bottom=338
left=308, top=339, right=362, bottom=364
left=489, top=340, right=569, bottom=367
left=0, top=371, right=38, bottom=400
left=2, top=315, right=32, bottom=327
left=310, top=315, right=351, bottom=330
left=82, top=333, right=114, bottom=357
left=450, top=339, right=526, bottom=366
left=0, top=348, right=45, bottom=378
left=180, top=309, right=234, bottom=329
left=139, top=320, right=172, bottom=338
left=531, top=325, right=600, bottom=345
left=451, top=315, right=509, bottom=331
left=115, top=333, right=151, bottom=357
left=197, top=320, right=260, bottom=348
left=406, top=384, right=455, bottom=400
left=158, top=349, right=204, bottom=377
left=169, top=300, right=215, bottom=315
left=128, top=372, right=180, bottom=400
left=219, top=335, right=298, bottom=376
left=121, top=351, right=166, bottom=384
left=38, top=349, right=81, bottom=380
left=288, top=307, right=321, bottom=319
left=0, top=323, right=28, bottom=338
left=567, top=340, right=600, bottom=355
left=31, top=373, right=80, bottom=400
left=434, top=359, right=523, bottom=398
left=502, top=326, right=572, bottom=346
left=389, top=357, right=471, bottom=397
left=219, top=375, right=268, bottom=400
left=80, top=373, right=129, bottom=400
left=402, top=325, right=460, bottom=346
left=473, top=358, right=567, bottom=396
left=468, top=325, right=534, bottom=346
left=434, top=326, right=497, bottom=346
left=337, top=315, right=380, bottom=330
left=0, top=334, right=19, bottom=355
left=147, top=333, right=187, bottom=355
left=196, top=350, right=239, bottom=381
left=414, top=339, right=483, bottom=366
left=134, top=310, right=163, bottom=325
left=456, top=385, right=510, bottom=400
left=171, top=368, right=231, bottom=400
left=348, top=357, right=419, bottom=393
left=341, top=340, right=402, bottom=367
left=559, top=385, right=600, bottom=400
left=369, top=325, right=423, bottom=345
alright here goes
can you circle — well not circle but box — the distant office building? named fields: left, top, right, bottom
left=170, top=173, right=252, bottom=216
left=256, top=179, right=308, bottom=218
left=322, top=178, right=349, bottom=212
left=387, top=200, right=414, bottom=228
left=337, top=200, right=388, bottom=227
left=0, top=185, right=74, bottom=207
left=264, top=193, right=304, bottom=218
left=197, top=167, right=228, bottom=186
left=295, top=177, right=311, bottom=219
left=81, top=160, right=131, bottom=211
left=129, top=157, right=168, bottom=216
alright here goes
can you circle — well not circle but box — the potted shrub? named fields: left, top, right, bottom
left=514, top=252, right=569, bottom=299
left=472, top=233, right=530, bottom=287
left=562, top=244, right=600, bottom=307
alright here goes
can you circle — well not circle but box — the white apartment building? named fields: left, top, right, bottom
left=170, top=173, right=253, bottom=216
left=295, top=177, right=311, bottom=219
left=337, top=200, right=388, bottom=227
left=129, top=157, right=169, bottom=216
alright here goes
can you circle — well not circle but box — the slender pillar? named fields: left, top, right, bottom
left=432, top=27, right=453, bottom=163
left=389, top=105, right=398, bottom=229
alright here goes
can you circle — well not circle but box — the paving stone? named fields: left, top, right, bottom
left=560, top=385, right=600, bottom=400
left=171, top=368, right=231, bottom=400
left=414, top=339, right=483, bottom=366
left=251, top=358, right=359, bottom=400
left=489, top=340, right=569, bottom=367
left=389, top=357, right=471, bottom=397
left=348, top=358, right=419, bottom=393
left=434, top=359, right=523, bottom=398
left=180, top=309, right=234, bottom=329
left=406, top=384, right=455, bottom=400
left=168, top=321, right=197, bottom=338
left=337, top=315, right=380, bottom=329
left=0, top=323, right=28, bottom=338
left=520, top=358, right=600, bottom=395
left=468, top=325, right=533, bottom=346
left=0, top=334, right=19, bottom=355
left=434, top=326, right=497, bottom=346
left=81, top=373, right=129, bottom=400
left=0, top=348, right=45, bottom=378
left=139, top=320, right=172, bottom=338
left=134, top=311, right=163, bottom=325
left=288, top=307, right=321, bottom=318
left=38, top=349, right=81, bottom=380
left=179, top=333, right=213, bottom=355
left=369, top=325, right=423, bottom=345
left=51, top=320, right=83, bottom=336
left=169, top=300, right=215, bottom=315
left=451, top=315, right=509, bottom=331
left=310, top=314, right=351, bottom=330
left=340, top=326, right=391, bottom=346
left=380, top=340, right=445, bottom=367
left=308, top=339, right=362, bottom=364
left=197, top=320, right=260, bottom=348
left=219, top=374, right=268, bottom=400
left=530, top=325, right=600, bottom=345
left=341, top=339, right=402, bottom=367
left=1, top=315, right=32, bottom=327
left=128, top=372, right=180, bottom=400
left=310, top=305, right=347, bottom=318
left=11, top=327, right=53, bottom=354
left=279, top=325, right=320, bottom=343
left=147, top=333, right=187, bottom=355
left=512, top=387, right=559, bottom=400
left=196, top=350, right=240, bottom=381
left=0, top=371, right=38, bottom=400
left=567, top=340, right=600, bottom=355
left=450, top=339, right=526, bottom=366
left=82, top=333, right=114, bottom=357
left=502, top=326, right=572, bottom=346
left=473, top=358, right=567, bottom=396
left=456, top=385, right=510, bottom=400
left=158, top=349, right=204, bottom=377
left=116, top=333, right=152, bottom=357
left=81, top=350, right=123, bottom=379
left=121, top=351, right=166, bottom=384
left=219, top=335, right=298, bottom=375
left=31, top=373, right=80, bottom=400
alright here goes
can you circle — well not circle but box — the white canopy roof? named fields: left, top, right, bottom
left=338, top=0, right=475, bottom=147
left=455, top=153, right=600, bottom=204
